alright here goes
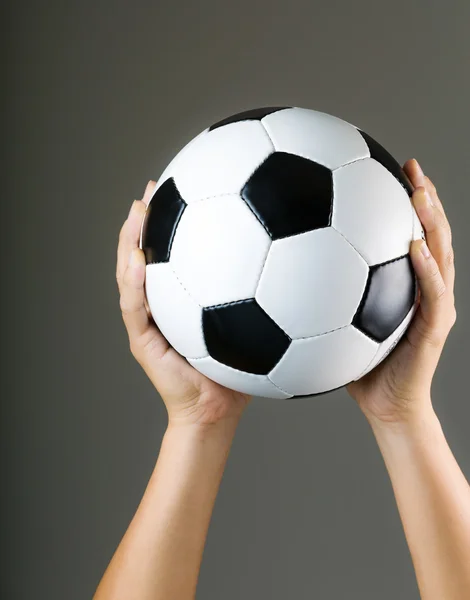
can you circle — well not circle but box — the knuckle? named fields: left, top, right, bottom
left=439, top=221, right=453, bottom=248
left=428, top=262, right=444, bottom=287
left=129, top=339, right=145, bottom=363
left=439, top=211, right=451, bottom=232
left=434, top=282, right=447, bottom=302
left=122, top=264, right=140, bottom=289
left=414, top=318, right=444, bottom=349
left=141, top=333, right=162, bottom=360
left=435, top=208, right=446, bottom=228
left=131, top=332, right=155, bottom=362
left=129, top=339, right=140, bottom=358
left=121, top=267, right=131, bottom=287
left=448, top=306, right=457, bottom=327
left=120, top=300, right=129, bottom=315
left=444, top=247, right=455, bottom=270
left=119, top=294, right=134, bottom=315
left=426, top=327, right=446, bottom=349
left=425, top=266, right=447, bottom=303
left=428, top=331, right=446, bottom=349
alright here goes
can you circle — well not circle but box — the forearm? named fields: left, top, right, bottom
left=94, top=417, right=239, bottom=600
left=370, top=405, right=470, bottom=599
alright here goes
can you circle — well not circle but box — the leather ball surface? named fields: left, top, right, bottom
left=140, top=107, right=424, bottom=398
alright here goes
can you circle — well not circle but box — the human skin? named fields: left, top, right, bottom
left=94, top=159, right=470, bottom=600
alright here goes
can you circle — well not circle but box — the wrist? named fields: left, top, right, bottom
left=160, top=418, right=239, bottom=483
left=368, top=402, right=442, bottom=445
left=166, top=413, right=241, bottom=443
left=361, top=389, right=434, bottom=431
left=163, top=388, right=249, bottom=433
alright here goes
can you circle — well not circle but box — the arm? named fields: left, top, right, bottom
left=95, top=182, right=250, bottom=600
left=94, top=421, right=238, bottom=600
left=348, top=159, right=470, bottom=599
left=371, top=410, right=470, bottom=599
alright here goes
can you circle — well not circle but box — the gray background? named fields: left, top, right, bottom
left=4, top=0, right=470, bottom=598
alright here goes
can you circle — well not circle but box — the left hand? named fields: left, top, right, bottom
left=116, top=182, right=251, bottom=430
left=347, top=159, right=457, bottom=427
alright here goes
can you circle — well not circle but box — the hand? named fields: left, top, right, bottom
left=348, top=159, right=456, bottom=427
left=116, top=181, right=251, bottom=429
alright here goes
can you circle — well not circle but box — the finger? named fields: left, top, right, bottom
left=116, top=200, right=147, bottom=289
left=116, top=205, right=134, bottom=286
left=403, top=158, right=424, bottom=189
left=120, top=247, right=170, bottom=360
left=404, top=159, right=445, bottom=215
left=142, top=179, right=157, bottom=206
left=423, top=174, right=444, bottom=213
left=120, top=247, right=151, bottom=338
left=116, top=180, right=156, bottom=286
left=409, top=238, right=448, bottom=331
left=408, top=239, right=457, bottom=350
left=411, top=186, right=455, bottom=290
left=405, top=158, right=452, bottom=250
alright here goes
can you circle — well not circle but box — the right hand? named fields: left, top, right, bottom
left=348, top=160, right=457, bottom=427
left=116, top=181, right=251, bottom=429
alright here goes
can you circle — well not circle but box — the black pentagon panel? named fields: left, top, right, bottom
left=292, top=384, right=345, bottom=399
left=358, top=129, right=414, bottom=197
left=353, top=255, right=416, bottom=343
left=141, top=178, right=186, bottom=264
left=209, top=107, right=291, bottom=131
left=203, top=299, right=291, bottom=375
left=241, top=152, right=333, bottom=240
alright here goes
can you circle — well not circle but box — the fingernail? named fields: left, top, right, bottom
left=420, top=240, right=431, bottom=259
left=145, top=180, right=156, bottom=195
left=414, top=159, right=425, bottom=179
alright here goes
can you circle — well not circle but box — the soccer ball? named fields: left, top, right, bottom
left=140, top=107, right=424, bottom=399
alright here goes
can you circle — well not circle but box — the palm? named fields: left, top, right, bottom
left=347, top=340, right=411, bottom=423
left=347, top=304, right=434, bottom=423
left=141, top=323, right=251, bottom=426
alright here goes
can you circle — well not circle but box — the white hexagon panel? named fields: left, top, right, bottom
left=144, top=263, right=207, bottom=359
left=256, top=227, right=369, bottom=339
left=189, top=355, right=292, bottom=399
left=154, top=129, right=208, bottom=191
left=162, top=120, right=274, bottom=203
left=269, top=326, right=378, bottom=396
left=170, top=194, right=271, bottom=307
left=262, top=107, right=370, bottom=170
left=332, top=158, right=414, bottom=266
